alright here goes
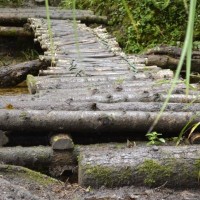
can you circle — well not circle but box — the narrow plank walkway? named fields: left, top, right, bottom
left=0, top=7, right=200, bottom=135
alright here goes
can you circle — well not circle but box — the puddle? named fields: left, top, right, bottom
left=0, top=28, right=43, bottom=95
left=0, top=81, right=29, bottom=95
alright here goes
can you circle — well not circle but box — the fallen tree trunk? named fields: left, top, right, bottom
left=79, top=145, right=200, bottom=188
left=0, top=110, right=199, bottom=134
left=144, top=46, right=200, bottom=58
left=0, top=59, right=48, bottom=87
left=143, top=46, right=200, bottom=72
left=145, top=55, right=200, bottom=72
left=0, top=26, right=33, bottom=37
left=0, top=146, right=77, bottom=177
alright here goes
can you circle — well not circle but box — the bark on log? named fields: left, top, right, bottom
left=0, top=26, right=33, bottom=37
left=145, top=46, right=200, bottom=59
left=0, top=110, right=199, bottom=134
left=145, top=55, right=200, bottom=72
left=0, top=8, right=107, bottom=24
left=0, top=146, right=77, bottom=177
left=143, top=46, right=200, bottom=72
left=0, top=164, right=65, bottom=200
left=0, top=59, right=48, bottom=87
left=79, top=145, right=200, bottom=188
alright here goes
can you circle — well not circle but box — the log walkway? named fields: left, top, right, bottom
left=1, top=7, right=200, bottom=190
left=0, top=8, right=200, bottom=134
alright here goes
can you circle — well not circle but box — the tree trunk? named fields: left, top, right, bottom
left=79, top=145, right=200, bottom=188
left=143, top=46, right=200, bottom=72
left=0, top=59, right=48, bottom=87
left=0, top=110, right=199, bottom=134
left=0, top=146, right=77, bottom=177
left=0, top=26, right=33, bottom=37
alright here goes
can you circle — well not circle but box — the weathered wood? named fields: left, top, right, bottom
left=0, top=130, right=8, bottom=146
left=2, top=99, right=200, bottom=113
left=50, top=133, right=74, bottom=150
left=0, top=146, right=77, bottom=176
left=0, top=8, right=107, bottom=24
left=0, top=26, right=33, bottom=37
left=0, top=110, right=199, bottom=134
left=0, top=59, right=47, bottom=87
left=0, top=164, right=62, bottom=200
left=145, top=54, right=200, bottom=72
left=79, top=145, right=200, bottom=188
left=145, top=45, right=200, bottom=59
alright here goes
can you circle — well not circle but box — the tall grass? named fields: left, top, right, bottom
left=148, top=0, right=197, bottom=133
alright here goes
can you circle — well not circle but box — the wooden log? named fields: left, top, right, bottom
left=0, top=130, right=8, bottom=146
left=0, top=26, right=33, bottom=37
left=0, top=110, right=199, bottom=134
left=0, top=165, right=62, bottom=200
left=0, top=59, right=48, bottom=87
left=0, top=146, right=77, bottom=176
left=79, top=145, right=200, bottom=188
left=50, top=133, right=74, bottom=150
left=0, top=8, right=107, bottom=24
left=2, top=99, right=200, bottom=113
left=144, top=45, right=200, bottom=59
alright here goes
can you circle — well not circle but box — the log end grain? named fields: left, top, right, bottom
left=26, top=74, right=37, bottom=94
left=50, top=134, right=74, bottom=150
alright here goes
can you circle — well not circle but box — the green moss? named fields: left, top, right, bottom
left=138, top=159, right=173, bottom=186
left=1, top=164, right=60, bottom=186
left=85, top=165, right=132, bottom=187
left=22, top=167, right=59, bottom=186
left=194, top=159, right=200, bottom=182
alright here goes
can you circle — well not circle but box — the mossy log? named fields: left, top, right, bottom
left=79, top=145, right=200, bottom=188
left=0, top=146, right=77, bottom=176
left=0, top=164, right=64, bottom=199
left=0, top=59, right=48, bottom=87
left=144, top=46, right=200, bottom=72
left=0, top=110, right=199, bottom=134
left=0, top=26, right=33, bottom=37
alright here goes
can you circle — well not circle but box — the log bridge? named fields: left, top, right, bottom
left=0, top=6, right=200, bottom=189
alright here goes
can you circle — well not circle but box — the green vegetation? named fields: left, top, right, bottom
left=0, top=0, right=24, bottom=6
left=146, top=131, right=166, bottom=145
left=60, top=0, right=200, bottom=53
left=84, top=165, right=132, bottom=187
left=138, top=159, right=173, bottom=186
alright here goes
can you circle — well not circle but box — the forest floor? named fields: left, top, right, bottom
left=1, top=172, right=200, bottom=200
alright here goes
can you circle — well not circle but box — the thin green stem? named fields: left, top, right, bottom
left=45, top=0, right=55, bottom=64
left=148, top=0, right=197, bottom=133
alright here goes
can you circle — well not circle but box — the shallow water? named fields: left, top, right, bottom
left=0, top=81, right=29, bottom=96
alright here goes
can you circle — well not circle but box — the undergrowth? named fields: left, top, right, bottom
left=60, top=0, right=200, bottom=53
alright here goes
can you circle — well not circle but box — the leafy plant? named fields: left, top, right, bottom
left=146, top=132, right=165, bottom=145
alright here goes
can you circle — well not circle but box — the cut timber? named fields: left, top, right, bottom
left=0, top=8, right=107, bottom=24
left=0, top=146, right=77, bottom=176
left=0, top=26, right=33, bottom=37
left=79, top=145, right=200, bottom=188
left=143, top=46, right=200, bottom=72
left=145, top=45, right=200, bottom=58
left=0, top=110, right=199, bottom=134
left=50, top=133, right=74, bottom=150
left=0, top=59, right=48, bottom=87
left=0, top=130, right=8, bottom=146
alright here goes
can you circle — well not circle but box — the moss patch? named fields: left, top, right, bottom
left=84, top=165, right=132, bottom=187
left=138, top=159, right=173, bottom=186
